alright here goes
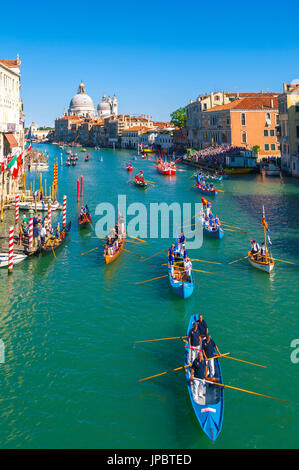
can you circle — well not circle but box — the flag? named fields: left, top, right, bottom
left=267, top=235, right=272, bottom=245
left=201, top=197, right=210, bottom=206
left=7, top=154, right=18, bottom=178
left=262, top=216, right=268, bottom=229
left=17, top=152, right=23, bottom=169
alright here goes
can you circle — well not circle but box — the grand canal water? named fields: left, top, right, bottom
left=0, top=143, right=298, bottom=449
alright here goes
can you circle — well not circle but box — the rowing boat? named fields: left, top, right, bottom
left=184, top=314, right=224, bottom=442
left=203, top=223, right=224, bottom=239
left=157, top=163, right=176, bottom=176
left=134, top=176, right=148, bottom=188
left=0, top=252, right=27, bottom=268
left=104, top=221, right=126, bottom=264
left=126, top=164, right=133, bottom=172
left=196, top=184, right=217, bottom=196
left=78, top=213, right=92, bottom=229
left=248, top=251, right=274, bottom=273
left=40, top=221, right=71, bottom=256
left=168, top=250, right=194, bottom=299
left=17, top=200, right=61, bottom=211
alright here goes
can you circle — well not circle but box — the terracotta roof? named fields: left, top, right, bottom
left=0, top=59, right=21, bottom=68
left=204, top=96, right=278, bottom=112
left=122, top=126, right=149, bottom=132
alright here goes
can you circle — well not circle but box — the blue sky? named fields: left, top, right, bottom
left=1, top=0, right=298, bottom=127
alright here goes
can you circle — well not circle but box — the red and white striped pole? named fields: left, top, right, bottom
left=48, top=203, right=52, bottom=231
left=62, top=195, right=67, bottom=227
left=15, top=193, right=20, bottom=224
left=8, top=226, right=14, bottom=273
left=28, top=217, right=33, bottom=250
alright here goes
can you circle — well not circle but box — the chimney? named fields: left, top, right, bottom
left=271, top=99, right=274, bottom=108
left=261, top=90, right=263, bottom=94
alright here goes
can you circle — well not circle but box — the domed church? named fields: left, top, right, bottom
left=97, top=93, right=118, bottom=119
left=68, top=82, right=95, bottom=118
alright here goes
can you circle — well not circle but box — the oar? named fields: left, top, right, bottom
left=134, top=274, right=168, bottom=285
left=223, top=228, right=247, bottom=234
left=190, top=259, right=222, bottom=265
left=142, top=249, right=168, bottom=261
left=222, top=222, right=244, bottom=230
left=123, top=248, right=142, bottom=258
left=228, top=256, right=248, bottom=264
left=81, top=246, right=101, bottom=256
left=272, top=258, right=295, bottom=265
left=220, top=355, right=266, bottom=368
left=205, top=379, right=290, bottom=404
left=49, top=240, right=56, bottom=259
left=192, top=268, right=226, bottom=276
left=216, top=189, right=226, bottom=193
left=135, top=335, right=187, bottom=344
left=127, top=234, right=147, bottom=243
left=138, top=363, right=191, bottom=382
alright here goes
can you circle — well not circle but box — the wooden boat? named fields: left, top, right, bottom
left=126, top=164, right=133, bottom=172
left=82, top=148, right=87, bottom=152
left=203, top=223, right=224, bottom=239
left=0, top=252, right=27, bottom=268
left=184, top=314, right=224, bottom=442
left=78, top=212, right=92, bottom=228
left=157, top=163, right=176, bottom=175
left=17, top=200, right=61, bottom=211
left=248, top=251, right=274, bottom=273
left=248, top=206, right=275, bottom=274
left=196, top=184, right=217, bottom=196
left=134, top=175, right=148, bottom=188
left=40, top=221, right=71, bottom=256
left=168, top=251, right=194, bottom=299
left=104, top=222, right=126, bottom=264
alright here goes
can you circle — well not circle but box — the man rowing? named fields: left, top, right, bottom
left=188, top=322, right=202, bottom=363
left=190, top=352, right=207, bottom=400
left=196, top=314, right=208, bottom=340
left=184, top=257, right=192, bottom=282
left=202, top=334, right=220, bottom=378
left=179, top=232, right=186, bottom=256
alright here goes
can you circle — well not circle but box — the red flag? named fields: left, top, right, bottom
left=262, top=216, right=268, bottom=229
left=17, top=152, right=23, bottom=169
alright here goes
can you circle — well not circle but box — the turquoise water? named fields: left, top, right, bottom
left=0, top=143, right=298, bottom=449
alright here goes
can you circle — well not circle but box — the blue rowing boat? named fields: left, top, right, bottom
left=196, top=184, right=217, bottom=196
left=168, top=252, right=194, bottom=299
left=203, top=223, right=224, bottom=239
left=184, top=314, right=224, bottom=442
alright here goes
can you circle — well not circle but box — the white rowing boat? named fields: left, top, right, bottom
left=0, top=253, right=27, bottom=268
left=16, top=200, right=61, bottom=211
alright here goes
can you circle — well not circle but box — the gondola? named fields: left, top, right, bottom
left=168, top=249, right=194, bottom=299
left=184, top=314, right=224, bottom=442
left=248, top=206, right=275, bottom=274
left=78, top=212, right=92, bottom=229
left=40, top=221, right=72, bottom=256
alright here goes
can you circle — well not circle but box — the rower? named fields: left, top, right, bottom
left=179, top=232, right=186, bottom=256
left=188, top=322, right=202, bottom=363
left=196, top=314, right=208, bottom=340
left=202, top=334, right=220, bottom=378
left=260, top=243, right=266, bottom=262
left=190, top=352, right=207, bottom=400
left=206, top=201, right=211, bottom=216
left=184, top=257, right=192, bottom=282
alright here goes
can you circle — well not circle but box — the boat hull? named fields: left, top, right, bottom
left=185, top=314, right=224, bottom=442
left=196, top=186, right=217, bottom=196
left=104, top=235, right=126, bottom=264
left=203, top=224, right=224, bottom=239
left=248, top=251, right=274, bottom=273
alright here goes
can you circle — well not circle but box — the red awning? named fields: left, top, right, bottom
left=4, top=133, right=18, bottom=149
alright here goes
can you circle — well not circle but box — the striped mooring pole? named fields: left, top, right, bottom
left=8, top=226, right=14, bottom=274
left=28, top=217, right=34, bottom=250
left=62, top=195, right=67, bottom=227
left=48, top=202, right=52, bottom=231
left=15, top=193, right=20, bottom=224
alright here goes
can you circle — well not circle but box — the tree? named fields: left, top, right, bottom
left=170, top=107, right=187, bottom=128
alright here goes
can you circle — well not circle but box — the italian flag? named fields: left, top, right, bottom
left=7, top=155, right=18, bottom=178
left=17, top=152, right=23, bottom=169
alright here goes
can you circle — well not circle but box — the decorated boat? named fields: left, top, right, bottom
left=104, top=218, right=126, bottom=264
left=78, top=206, right=92, bottom=228
left=184, top=314, right=224, bottom=442
left=40, top=221, right=71, bottom=256
left=157, top=162, right=176, bottom=175
left=126, top=163, right=133, bottom=172
left=17, top=200, right=61, bottom=212
left=248, top=207, right=275, bottom=274
left=134, top=171, right=148, bottom=188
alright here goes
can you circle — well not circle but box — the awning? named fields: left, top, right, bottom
left=4, top=133, right=18, bottom=149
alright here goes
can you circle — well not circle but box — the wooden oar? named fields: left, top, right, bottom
left=228, top=256, right=248, bottom=264
left=272, top=258, right=295, bottom=265
left=81, top=246, right=101, bottom=256
left=138, top=364, right=191, bottom=382
left=49, top=240, right=56, bottom=259
left=123, top=248, right=142, bottom=258
left=220, top=355, right=266, bottom=368
left=142, top=249, right=168, bottom=261
left=205, top=379, right=290, bottom=404
left=190, top=259, right=221, bottom=265
left=192, top=268, right=225, bottom=276
left=127, top=234, right=147, bottom=243
left=135, top=335, right=187, bottom=344
left=223, top=228, right=247, bottom=234
left=222, top=222, right=243, bottom=230
left=216, top=189, right=225, bottom=193
left=134, top=274, right=168, bottom=285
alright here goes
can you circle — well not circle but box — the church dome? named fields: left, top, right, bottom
left=68, top=81, right=95, bottom=117
left=97, top=100, right=111, bottom=112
